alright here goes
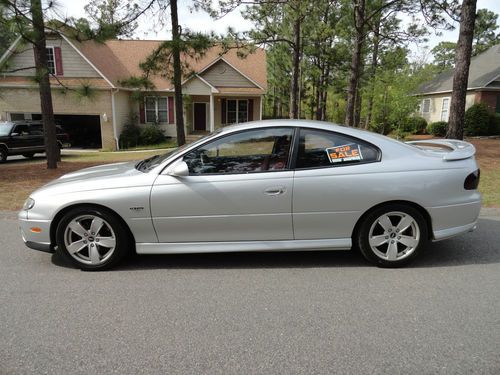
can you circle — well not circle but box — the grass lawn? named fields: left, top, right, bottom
left=0, top=139, right=498, bottom=211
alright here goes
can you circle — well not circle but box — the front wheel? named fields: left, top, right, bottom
left=355, top=204, right=428, bottom=267
left=56, top=207, right=131, bottom=271
left=0, top=148, right=7, bottom=162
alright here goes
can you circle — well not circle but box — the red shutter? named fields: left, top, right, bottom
left=248, top=99, right=254, bottom=121
left=221, top=98, right=226, bottom=124
left=168, top=97, right=174, bottom=124
left=139, top=102, right=145, bottom=124
left=54, top=47, right=63, bottom=76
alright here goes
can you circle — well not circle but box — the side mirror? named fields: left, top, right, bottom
left=167, top=160, right=189, bottom=177
left=10, top=132, right=19, bottom=137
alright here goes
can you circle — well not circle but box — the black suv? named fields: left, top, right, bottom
left=0, top=120, right=71, bottom=162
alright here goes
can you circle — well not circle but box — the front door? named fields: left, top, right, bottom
left=150, top=127, right=295, bottom=243
left=193, top=103, right=207, bottom=131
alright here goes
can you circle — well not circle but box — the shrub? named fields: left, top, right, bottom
left=139, top=125, right=166, bottom=145
left=119, top=122, right=141, bottom=148
left=399, top=116, right=427, bottom=134
left=427, top=121, right=447, bottom=136
left=465, top=103, right=490, bottom=136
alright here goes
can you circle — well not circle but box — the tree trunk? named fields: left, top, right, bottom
left=344, top=0, right=365, bottom=127
left=170, top=0, right=186, bottom=146
left=290, top=17, right=301, bottom=119
left=365, top=17, right=380, bottom=129
left=354, top=87, right=362, bottom=127
left=30, top=0, right=59, bottom=169
left=446, top=0, right=477, bottom=140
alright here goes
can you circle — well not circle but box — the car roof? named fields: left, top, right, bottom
left=220, top=119, right=410, bottom=150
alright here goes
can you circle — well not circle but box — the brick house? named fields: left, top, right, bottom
left=0, top=33, right=267, bottom=150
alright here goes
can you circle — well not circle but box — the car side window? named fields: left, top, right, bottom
left=12, top=124, right=30, bottom=135
left=296, top=129, right=380, bottom=169
left=183, top=128, right=294, bottom=175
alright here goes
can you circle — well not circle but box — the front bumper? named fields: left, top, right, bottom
left=19, top=210, right=54, bottom=253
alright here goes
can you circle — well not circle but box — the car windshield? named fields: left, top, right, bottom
left=0, top=122, right=13, bottom=136
left=135, top=130, right=222, bottom=172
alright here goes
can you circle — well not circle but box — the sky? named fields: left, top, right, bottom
left=56, top=0, right=500, bottom=60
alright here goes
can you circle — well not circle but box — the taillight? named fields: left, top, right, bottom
left=464, top=169, right=480, bottom=190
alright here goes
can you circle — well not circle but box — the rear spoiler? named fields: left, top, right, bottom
left=406, top=139, right=476, bottom=161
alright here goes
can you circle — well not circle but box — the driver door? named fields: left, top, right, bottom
left=150, top=127, right=295, bottom=243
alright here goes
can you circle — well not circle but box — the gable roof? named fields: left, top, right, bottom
left=419, top=44, right=500, bottom=95
left=72, top=39, right=267, bottom=92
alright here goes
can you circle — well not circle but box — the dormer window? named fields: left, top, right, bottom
left=45, top=46, right=63, bottom=75
left=46, top=47, right=56, bottom=75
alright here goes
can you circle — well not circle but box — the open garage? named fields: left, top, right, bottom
left=28, top=113, right=102, bottom=149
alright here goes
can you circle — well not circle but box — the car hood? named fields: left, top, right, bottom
left=33, top=161, right=155, bottom=197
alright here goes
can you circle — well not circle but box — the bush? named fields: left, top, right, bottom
left=139, top=125, right=166, bottom=145
left=427, top=121, right=447, bottom=136
left=465, top=103, right=490, bottom=136
left=119, top=122, right=141, bottom=148
left=399, top=116, right=427, bottom=134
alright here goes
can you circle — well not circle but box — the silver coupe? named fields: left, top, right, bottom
left=19, top=120, right=481, bottom=270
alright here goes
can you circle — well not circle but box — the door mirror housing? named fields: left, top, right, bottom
left=166, top=160, right=189, bottom=177
left=10, top=132, right=19, bottom=137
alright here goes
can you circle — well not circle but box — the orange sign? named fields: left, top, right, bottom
left=326, top=144, right=362, bottom=163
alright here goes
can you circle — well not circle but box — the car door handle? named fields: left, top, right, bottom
left=264, top=186, right=286, bottom=196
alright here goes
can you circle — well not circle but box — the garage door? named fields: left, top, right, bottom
left=29, top=114, right=102, bottom=149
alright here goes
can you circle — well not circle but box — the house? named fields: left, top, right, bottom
left=417, top=44, right=500, bottom=123
left=0, top=33, right=267, bottom=150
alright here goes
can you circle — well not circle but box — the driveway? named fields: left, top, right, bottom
left=0, top=211, right=499, bottom=374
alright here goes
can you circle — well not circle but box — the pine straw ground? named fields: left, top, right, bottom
left=0, top=140, right=498, bottom=211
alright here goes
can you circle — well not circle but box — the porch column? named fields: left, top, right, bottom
left=209, top=94, right=215, bottom=132
left=259, top=95, right=263, bottom=120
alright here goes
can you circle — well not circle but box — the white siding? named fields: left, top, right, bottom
left=183, top=77, right=212, bottom=95
left=201, top=60, right=256, bottom=88
left=4, top=37, right=100, bottom=78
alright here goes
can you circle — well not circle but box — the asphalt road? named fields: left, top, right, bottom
left=1, top=211, right=499, bottom=375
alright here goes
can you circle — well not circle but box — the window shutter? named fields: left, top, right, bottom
left=248, top=99, right=254, bottom=121
left=54, top=47, right=63, bottom=76
left=221, top=98, right=227, bottom=124
left=168, top=97, right=174, bottom=123
left=139, top=102, right=145, bottom=124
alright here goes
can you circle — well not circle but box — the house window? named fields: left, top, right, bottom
left=422, top=99, right=431, bottom=113
left=46, top=47, right=56, bottom=75
left=440, top=97, right=450, bottom=121
left=227, top=99, right=248, bottom=124
left=145, top=96, right=169, bottom=123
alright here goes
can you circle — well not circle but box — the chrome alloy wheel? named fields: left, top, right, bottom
left=63, top=215, right=116, bottom=265
left=368, top=211, right=420, bottom=261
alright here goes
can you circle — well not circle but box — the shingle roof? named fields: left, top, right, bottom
left=418, top=44, right=500, bottom=94
left=72, top=39, right=267, bottom=91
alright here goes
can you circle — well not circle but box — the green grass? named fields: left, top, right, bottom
left=60, top=150, right=168, bottom=163
left=479, top=169, right=500, bottom=207
left=120, top=140, right=178, bottom=151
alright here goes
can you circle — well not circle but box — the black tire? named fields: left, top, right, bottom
left=55, top=206, right=131, bottom=271
left=0, top=147, right=7, bottom=162
left=355, top=203, right=428, bottom=267
left=22, top=153, right=35, bottom=158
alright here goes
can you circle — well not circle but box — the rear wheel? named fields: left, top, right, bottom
left=56, top=206, right=131, bottom=271
left=22, top=153, right=35, bottom=158
left=356, top=204, right=428, bottom=267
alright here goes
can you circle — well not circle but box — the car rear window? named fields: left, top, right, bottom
left=296, top=128, right=380, bottom=169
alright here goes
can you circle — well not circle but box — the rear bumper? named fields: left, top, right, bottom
left=433, top=221, right=477, bottom=242
left=428, top=199, right=481, bottom=241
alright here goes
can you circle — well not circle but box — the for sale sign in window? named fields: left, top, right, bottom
left=326, top=143, right=363, bottom=164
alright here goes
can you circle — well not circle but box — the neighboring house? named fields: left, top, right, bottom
left=0, top=33, right=267, bottom=150
left=417, top=44, right=500, bottom=123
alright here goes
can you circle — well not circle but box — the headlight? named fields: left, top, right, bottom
left=23, top=198, right=35, bottom=210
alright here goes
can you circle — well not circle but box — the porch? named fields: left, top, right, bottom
left=184, top=94, right=262, bottom=134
